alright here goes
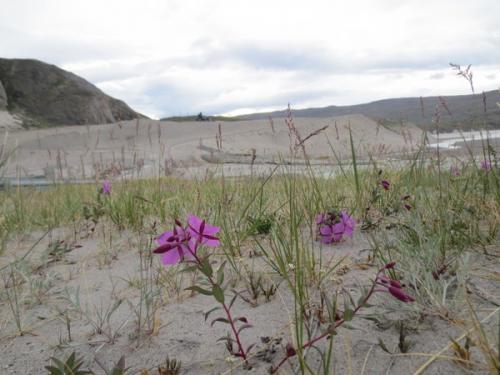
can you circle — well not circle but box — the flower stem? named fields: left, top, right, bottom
left=189, top=243, right=248, bottom=361
left=271, top=267, right=385, bottom=373
left=221, top=300, right=248, bottom=360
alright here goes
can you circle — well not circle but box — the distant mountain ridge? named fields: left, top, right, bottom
left=237, top=91, right=500, bottom=131
left=0, top=58, right=144, bottom=127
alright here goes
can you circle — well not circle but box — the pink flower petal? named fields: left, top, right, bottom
left=319, top=225, right=333, bottom=236
left=187, top=214, right=203, bottom=231
left=184, top=241, right=197, bottom=260
left=388, top=286, right=414, bottom=302
left=162, top=248, right=182, bottom=265
left=102, top=180, right=111, bottom=194
left=340, top=212, right=355, bottom=237
left=187, top=214, right=220, bottom=246
left=331, top=223, right=344, bottom=234
left=156, top=230, right=174, bottom=245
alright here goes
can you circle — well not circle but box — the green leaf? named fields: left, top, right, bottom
left=237, top=323, right=253, bottom=334
left=212, top=285, right=225, bottom=304
left=217, top=335, right=235, bottom=343
left=349, top=127, right=360, bottom=198
left=200, top=257, right=213, bottom=277
left=185, top=285, right=213, bottom=296
left=44, top=366, right=63, bottom=375
left=67, top=352, right=76, bottom=367
left=50, top=358, right=67, bottom=370
left=246, top=343, right=256, bottom=354
left=204, top=306, right=221, bottom=321
left=343, top=308, right=354, bottom=321
left=211, top=317, right=230, bottom=326
left=378, top=338, right=392, bottom=353
left=327, top=325, right=338, bottom=335
left=217, top=261, right=226, bottom=285
left=228, top=293, right=238, bottom=309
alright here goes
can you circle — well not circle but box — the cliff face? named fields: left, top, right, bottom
left=0, top=58, right=144, bottom=127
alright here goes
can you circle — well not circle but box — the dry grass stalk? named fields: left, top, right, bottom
left=420, top=96, right=425, bottom=118
left=216, top=123, right=223, bottom=150
left=268, top=115, right=276, bottom=135
left=296, top=124, right=329, bottom=148
left=439, top=96, right=452, bottom=116
left=450, top=63, right=475, bottom=93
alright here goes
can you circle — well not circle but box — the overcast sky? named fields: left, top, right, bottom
left=1, top=0, right=499, bottom=118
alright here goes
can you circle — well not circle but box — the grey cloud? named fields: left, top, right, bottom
left=128, top=78, right=338, bottom=118
left=0, top=26, right=134, bottom=66
left=180, top=39, right=500, bottom=75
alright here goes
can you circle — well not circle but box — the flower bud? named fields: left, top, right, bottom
left=286, top=343, right=297, bottom=357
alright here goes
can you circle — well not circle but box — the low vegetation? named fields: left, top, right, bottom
left=0, top=129, right=498, bottom=374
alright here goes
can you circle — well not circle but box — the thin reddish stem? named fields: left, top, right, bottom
left=271, top=267, right=386, bottom=373
left=188, top=238, right=248, bottom=361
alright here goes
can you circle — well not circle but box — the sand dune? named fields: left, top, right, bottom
left=1, top=115, right=424, bottom=180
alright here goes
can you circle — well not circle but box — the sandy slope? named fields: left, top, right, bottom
left=0, top=115, right=423, bottom=180
left=0, top=226, right=496, bottom=374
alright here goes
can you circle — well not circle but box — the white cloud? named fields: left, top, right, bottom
left=0, top=0, right=499, bottom=117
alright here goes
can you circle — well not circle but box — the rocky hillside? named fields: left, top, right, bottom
left=0, top=58, right=144, bottom=127
left=0, top=80, right=7, bottom=110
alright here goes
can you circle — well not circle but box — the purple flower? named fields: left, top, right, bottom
left=383, top=261, right=396, bottom=270
left=153, top=222, right=193, bottom=265
left=375, top=267, right=414, bottom=303
left=378, top=274, right=403, bottom=288
left=316, top=211, right=355, bottom=244
left=400, top=195, right=412, bottom=211
left=187, top=214, right=221, bottom=246
left=153, top=216, right=220, bottom=265
left=319, top=223, right=344, bottom=243
left=388, top=286, right=415, bottom=302
left=102, top=180, right=111, bottom=195
left=450, top=165, right=461, bottom=177
left=340, top=212, right=356, bottom=237
left=285, top=343, right=297, bottom=357
left=480, top=160, right=492, bottom=171
left=380, top=180, right=390, bottom=190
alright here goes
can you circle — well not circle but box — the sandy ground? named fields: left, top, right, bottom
left=0, top=115, right=424, bottom=181
left=0, top=225, right=497, bottom=374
